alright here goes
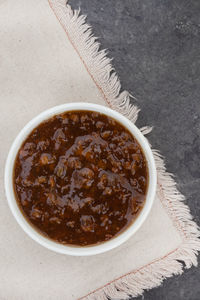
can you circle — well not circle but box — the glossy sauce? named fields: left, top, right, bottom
left=13, top=111, right=148, bottom=246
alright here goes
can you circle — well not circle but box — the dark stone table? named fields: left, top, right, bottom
left=70, top=1, right=200, bottom=299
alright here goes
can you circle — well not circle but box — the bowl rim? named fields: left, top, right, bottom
left=4, top=102, right=157, bottom=256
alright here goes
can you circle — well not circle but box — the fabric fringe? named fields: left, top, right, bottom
left=154, top=151, right=200, bottom=269
left=140, top=126, right=153, bottom=135
left=48, top=1, right=200, bottom=299
left=48, top=0, right=140, bottom=124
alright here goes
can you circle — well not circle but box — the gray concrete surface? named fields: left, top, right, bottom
left=70, top=0, right=200, bottom=299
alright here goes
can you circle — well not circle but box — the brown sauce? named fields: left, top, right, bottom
left=13, top=110, right=148, bottom=246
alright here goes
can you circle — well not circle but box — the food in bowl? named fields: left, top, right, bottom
left=13, top=110, right=148, bottom=246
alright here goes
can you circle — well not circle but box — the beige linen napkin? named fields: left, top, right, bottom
left=0, top=0, right=199, bottom=299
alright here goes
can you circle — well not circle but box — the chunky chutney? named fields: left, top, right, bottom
left=13, top=110, right=148, bottom=246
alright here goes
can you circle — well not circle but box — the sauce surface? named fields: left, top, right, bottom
left=13, top=110, right=148, bottom=246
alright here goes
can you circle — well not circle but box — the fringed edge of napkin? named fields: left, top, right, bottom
left=48, top=1, right=200, bottom=299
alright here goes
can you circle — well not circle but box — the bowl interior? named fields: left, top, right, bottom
left=4, top=103, right=157, bottom=256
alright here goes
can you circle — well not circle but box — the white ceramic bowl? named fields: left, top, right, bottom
left=4, top=103, right=157, bottom=256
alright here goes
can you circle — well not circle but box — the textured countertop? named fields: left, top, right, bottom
left=71, top=1, right=200, bottom=299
